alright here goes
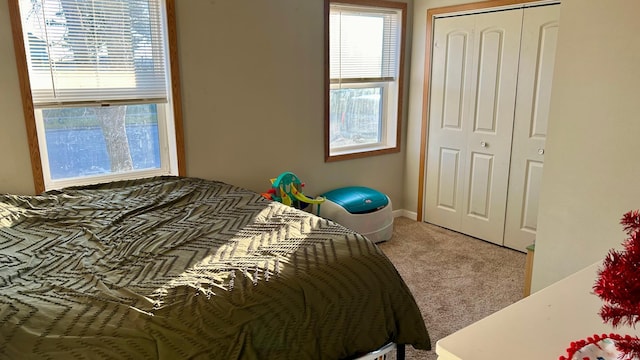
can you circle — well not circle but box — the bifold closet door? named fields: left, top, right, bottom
left=503, top=5, right=560, bottom=252
left=425, top=9, right=522, bottom=245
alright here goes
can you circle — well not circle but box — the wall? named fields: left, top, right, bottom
left=532, top=0, right=640, bottom=291
left=174, top=0, right=413, bottom=206
left=0, top=2, right=36, bottom=194
left=5, top=0, right=637, bottom=297
left=0, top=0, right=413, bottom=210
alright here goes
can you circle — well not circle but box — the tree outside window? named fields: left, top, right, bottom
left=10, top=0, right=183, bottom=191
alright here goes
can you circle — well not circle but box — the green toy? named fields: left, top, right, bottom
left=261, top=172, right=325, bottom=208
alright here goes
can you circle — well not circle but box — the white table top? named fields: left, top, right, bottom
left=436, top=262, right=640, bottom=359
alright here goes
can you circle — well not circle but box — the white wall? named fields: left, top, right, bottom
left=532, top=0, right=640, bottom=291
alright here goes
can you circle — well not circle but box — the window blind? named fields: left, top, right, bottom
left=19, top=0, right=169, bottom=107
left=329, top=4, right=401, bottom=84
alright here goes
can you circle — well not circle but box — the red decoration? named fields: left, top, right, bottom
left=560, top=210, right=640, bottom=359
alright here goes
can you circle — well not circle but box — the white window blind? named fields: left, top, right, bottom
left=19, top=0, right=168, bottom=107
left=329, top=4, right=401, bottom=84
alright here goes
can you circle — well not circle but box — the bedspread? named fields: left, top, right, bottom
left=0, top=176, right=429, bottom=359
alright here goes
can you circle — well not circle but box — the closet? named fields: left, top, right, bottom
left=424, top=4, right=559, bottom=252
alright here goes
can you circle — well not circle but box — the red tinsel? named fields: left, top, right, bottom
left=561, top=210, right=640, bottom=359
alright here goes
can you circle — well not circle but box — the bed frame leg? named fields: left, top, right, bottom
left=396, top=344, right=405, bottom=360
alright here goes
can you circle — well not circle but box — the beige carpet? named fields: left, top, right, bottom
left=378, top=217, right=526, bottom=360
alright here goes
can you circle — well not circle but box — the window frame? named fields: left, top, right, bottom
left=325, top=0, right=407, bottom=162
left=8, top=0, right=185, bottom=193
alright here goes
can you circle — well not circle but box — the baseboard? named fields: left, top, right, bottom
left=392, top=209, right=418, bottom=221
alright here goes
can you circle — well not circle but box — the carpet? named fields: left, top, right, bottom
left=377, top=217, right=527, bottom=360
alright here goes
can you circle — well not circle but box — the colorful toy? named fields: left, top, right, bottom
left=261, top=172, right=325, bottom=208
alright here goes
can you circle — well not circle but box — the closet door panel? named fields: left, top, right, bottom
left=521, top=160, right=544, bottom=232
left=435, top=148, right=461, bottom=210
left=473, top=29, right=503, bottom=133
left=460, top=10, right=522, bottom=245
left=467, top=151, right=494, bottom=219
left=504, top=5, right=560, bottom=252
left=425, top=16, right=475, bottom=231
left=442, top=33, right=469, bottom=129
left=529, top=18, right=558, bottom=137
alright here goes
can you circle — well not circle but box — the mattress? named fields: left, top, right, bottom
left=0, top=176, right=429, bottom=359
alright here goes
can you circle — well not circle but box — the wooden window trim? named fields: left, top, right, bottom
left=8, top=0, right=186, bottom=194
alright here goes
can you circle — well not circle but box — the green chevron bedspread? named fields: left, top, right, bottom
left=0, top=176, right=429, bottom=359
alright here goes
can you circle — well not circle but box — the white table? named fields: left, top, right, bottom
left=436, top=262, right=640, bottom=359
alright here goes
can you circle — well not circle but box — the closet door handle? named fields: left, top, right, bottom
left=538, top=148, right=545, bottom=155
left=480, top=141, right=487, bottom=148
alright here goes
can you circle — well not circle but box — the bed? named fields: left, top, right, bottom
left=0, top=176, right=430, bottom=359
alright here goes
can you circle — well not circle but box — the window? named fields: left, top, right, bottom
left=326, top=0, right=406, bottom=161
left=9, top=0, right=184, bottom=192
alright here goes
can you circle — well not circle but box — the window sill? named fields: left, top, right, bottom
left=326, top=145, right=400, bottom=162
